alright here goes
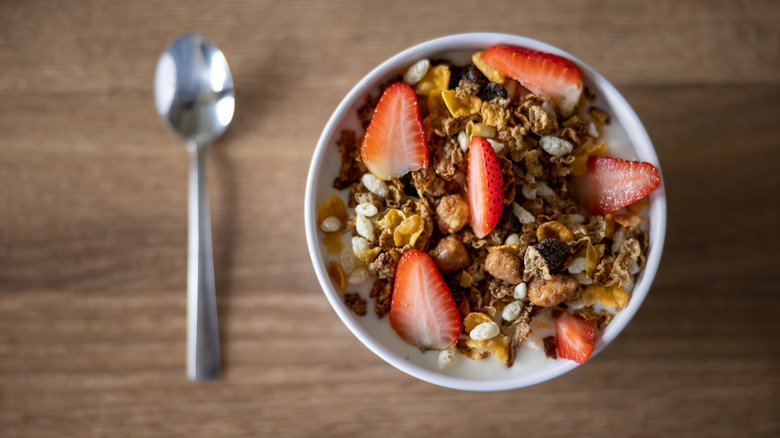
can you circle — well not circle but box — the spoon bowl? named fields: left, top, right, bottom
left=155, top=34, right=234, bottom=380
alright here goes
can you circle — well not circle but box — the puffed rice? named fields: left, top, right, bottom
left=355, top=202, right=378, bottom=217
left=512, top=202, right=536, bottom=224
left=470, top=321, right=500, bottom=340
left=438, top=348, right=457, bottom=370
left=568, top=257, right=587, bottom=274
left=505, top=233, right=521, bottom=245
left=628, top=261, right=640, bottom=275
left=501, top=300, right=523, bottom=322
left=347, top=267, right=369, bottom=285
left=513, top=282, right=527, bottom=300
left=320, top=216, right=342, bottom=232
left=612, top=228, right=628, bottom=253
left=403, top=59, right=430, bottom=86
left=355, top=214, right=374, bottom=240
left=572, top=272, right=593, bottom=285
left=457, top=131, right=469, bottom=151
left=536, top=181, right=555, bottom=201
left=351, top=236, right=370, bottom=254
left=340, top=247, right=361, bottom=275
left=540, top=136, right=574, bottom=157
left=588, top=122, right=600, bottom=138
left=361, top=173, right=389, bottom=198
left=487, top=138, right=505, bottom=154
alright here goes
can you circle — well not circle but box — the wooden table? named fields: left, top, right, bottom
left=1, top=1, right=778, bottom=436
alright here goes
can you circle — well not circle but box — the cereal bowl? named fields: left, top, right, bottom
left=305, top=33, right=666, bottom=391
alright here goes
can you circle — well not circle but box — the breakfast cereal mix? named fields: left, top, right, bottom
left=319, top=44, right=660, bottom=367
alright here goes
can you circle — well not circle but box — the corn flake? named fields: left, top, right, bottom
left=536, top=221, right=574, bottom=242
left=463, top=312, right=493, bottom=332
left=376, top=209, right=405, bottom=229
left=441, top=89, right=482, bottom=118
left=317, top=195, right=347, bottom=226
left=322, top=233, right=343, bottom=254
left=414, top=64, right=450, bottom=96
left=394, top=214, right=425, bottom=247
left=572, top=141, right=607, bottom=176
left=581, top=284, right=629, bottom=309
left=472, top=51, right=506, bottom=84
left=466, top=120, right=497, bottom=140
left=355, top=247, right=382, bottom=265
left=585, top=242, right=605, bottom=277
left=328, top=261, right=347, bottom=292
left=465, top=334, right=511, bottom=363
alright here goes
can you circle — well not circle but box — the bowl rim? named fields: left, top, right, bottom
left=305, top=32, right=666, bottom=391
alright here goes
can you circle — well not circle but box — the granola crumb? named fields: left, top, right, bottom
left=543, top=336, right=558, bottom=359
left=344, top=292, right=367, bottom=316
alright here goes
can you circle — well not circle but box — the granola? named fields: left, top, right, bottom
left=318, top=45, right=658, bottom=370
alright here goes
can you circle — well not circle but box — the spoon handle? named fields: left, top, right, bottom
left=187, top=143, right=220, bottom=380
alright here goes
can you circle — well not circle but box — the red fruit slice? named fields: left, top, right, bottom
left=389, top=250, right=462, bottom=350
left=481, top=45, right=583, bottom=116
left=467, top=136, right=503, bottom=238
left=574, top=156, right=660, bottom=215
left=360, top=82, right=428, bottom=180
left=555, top=311, right=596, bottom=364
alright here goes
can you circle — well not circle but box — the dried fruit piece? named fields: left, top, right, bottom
left=361, top=83, right=429, bottom=180
left=467, top=136, right=504, bottom=238
left=532, top=239, right=568, bottom=271
left=555, top=311, right=596, bottom=364
left=481, top=45, right=583, bottom=116
left=574, top=156, right=661, bottom=215
left=389, top=250, right=462, bottom=350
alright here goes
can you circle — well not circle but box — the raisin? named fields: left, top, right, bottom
left=462, top=64, right=488, bottom=88
left=448, top=65, right=465, bottom=89
left=495, top=206, right=521, bottom=234
left=398, top=172, right=419, bottom=198
left=532, top=239, right=568, bottom=271
left=477, top=82, right=508, bottom=101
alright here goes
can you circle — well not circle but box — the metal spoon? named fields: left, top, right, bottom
left=154, top=34, right=234, bottom=380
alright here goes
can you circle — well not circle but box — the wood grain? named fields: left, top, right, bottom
left=1, top=0, right=778, bottom=437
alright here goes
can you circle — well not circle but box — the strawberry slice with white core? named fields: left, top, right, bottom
left=481, top=45, right=583, bottom=117
left=360, top=82, right=428, bottom=180
left=389, top=250, right=461, bottom=350
left=467, top=136, right=504, bottom=238
left=574, top=156, right=660, bottom=215
left=555, top=311, right=596, bottom=364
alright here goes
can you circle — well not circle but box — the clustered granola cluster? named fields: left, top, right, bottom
left=318, top=53, right=649, bottom=367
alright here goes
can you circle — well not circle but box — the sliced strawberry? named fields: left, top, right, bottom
left=481, top=45, right=583, bottom=116
left=360, top=82, right=428, bottom=180
left=467, top=136, right=503, bottom=238
left=574, top=156, right=660, bottom=215
left=555, top=311, right=596, bottom=364
left=389, top=250, right=461, bottom=350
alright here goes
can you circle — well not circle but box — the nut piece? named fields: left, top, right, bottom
left=435, top=194, right=470, bottom=234
left=429, top=234, right=470, bottom=273
left=484, top=249, right=523, bottom=284
left=527, top=274, right=580, bottom=307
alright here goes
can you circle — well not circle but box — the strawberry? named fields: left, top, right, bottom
left=574, top=156, right=660, bottom=215
left=555, top=311, right=596, bottom=364
left=389, top=250, right=462, bottom=350
left=481, top=45, right=583, bottom=116
left=360, top=82, right=429, bottom=180
left=467, top=136, right=503, bottom=238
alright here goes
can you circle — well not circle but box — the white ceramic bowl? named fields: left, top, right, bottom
left=305, top=33, right=666, bottom=391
